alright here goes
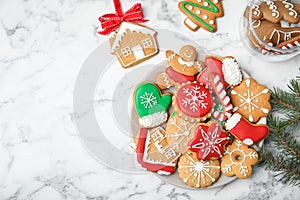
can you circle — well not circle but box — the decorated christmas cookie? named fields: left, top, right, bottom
left=178, top=151, right=221, bottom=188
left=98, top=0, right=158, bottom=68
left=173, top=82, right=214, bottom=122
left=165, top=112, right=198, bottom=154
left=221, top=140, right=258, bottom=179
left=156, top=45, right=204, bottom=90
left=188, top=121, right=229, bottom=161
left=143, top=127, right=181, bottom=167
left=133, top=82, right=172, bottom=128
left=197, top=56, right=242, bottom=121
left=230, top=78, right=271, bottom=123
left=178, top=0, right=224, bottom=32
left=136, top=128, right=177, bottom=175
left=225, top=113, right=269, bottom=146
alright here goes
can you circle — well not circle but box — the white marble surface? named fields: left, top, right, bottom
left=1, top=0, right=300, bottom=199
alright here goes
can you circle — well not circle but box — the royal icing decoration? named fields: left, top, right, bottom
left=134, top=82, right=172, bottom=128
left=166, top=112, right=197, bottom=153
left=188, top=122, right=228, bottom=160
left=230, top=78, right=271, bottom=123
left=178, top=151, right=221, bottom=188
left=221, top=140, right=258, bottom=178
left=225, top=113, right=269, bottom=146
left=179, top=0, right=224, bottom=32
left=264, top=0, right=280, bottom=18
left=176, top=82, right=213, bottom=118
left=136, top=128, right=176, bottom=175
left=252, top=5, right=261, bottom=16
left=143, top=127, right=181, bottom=166
left=282, top=0, right=297, bottom=18
left=221, top=57, right=242, bottom=86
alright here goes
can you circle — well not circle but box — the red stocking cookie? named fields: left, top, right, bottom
left=188, top=121, right=229, bottom=161
left=225, top=113, right=269, bottom=146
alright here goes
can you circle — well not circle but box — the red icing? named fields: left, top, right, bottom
left=188, top=122, right=228, bottom=161
left=197, top=56, right=229, bottom=89
left=176, top=82, right=213, bottom=118
left=227, top=116, right=269, bottom=145
left=165, top=66, right=195, bottom=83
left=136, top=128, right=175, bottom=174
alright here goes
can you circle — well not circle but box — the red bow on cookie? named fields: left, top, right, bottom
left=98, top=0, right=148, bottom=35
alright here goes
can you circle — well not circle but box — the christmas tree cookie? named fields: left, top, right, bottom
left=178, top=0, right=224, bottom=32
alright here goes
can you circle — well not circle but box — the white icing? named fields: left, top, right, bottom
left=252, top=5, right=261, bottom=16
left=196, top=10, right=201, bottom=15
left=282, top=0, right=297, bottom=18
left=185, top=18, right=198, bottom=30
left=188, top=5, right=193, bottom=10
left=264, top=0, right=280, bottom=18
left=209, top=20, right=214, bottom=25
left=178, top=57, right=194, bottom=67
left=269, top=29, right=300, bottom=45
left=243, top=138, right=254, bottom=146
left=203, top=15, right=208, bottom=20
left=204, top=2, right=208, bottom=7
left=139, top=111, right=167, bottom=128
left=111, top=22, right=156, bottom=53
left=222, top=57, right=242, bottom=86
left=157, top=170, right=171, bottom=175
left=225, top=113, right=242, bottom=130
left=252, top=20, right=261, bottom=28
left=162, top=72, right=171, bottom=88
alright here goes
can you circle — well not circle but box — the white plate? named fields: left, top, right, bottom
left=74, top=29, right=264, bottom=189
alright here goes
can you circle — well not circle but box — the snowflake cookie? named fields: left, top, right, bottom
left=178, top=151, right=221, bottom=188
left=221, top=140, right=258, bottom=179
left=165, top=111, right=198, bottom=154
left=173, top=81, right=214, bottom=122
left=188, top=121, right=229, bottom=161
left=230, top=78, right=271, bottom=123
left=133, top=82, right=172, bottom=128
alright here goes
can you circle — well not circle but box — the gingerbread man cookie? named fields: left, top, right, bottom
left=178, top=151, right=221, bottom=188
left=156, top=45, right=204, bottom=90
left=188, top=121, right=229, bottom=161
left=133, top=82, right=172, bottom=128
left=178, top=0, right=224, bottom=32
left=230, top=78, right=271, bottom=123
left=221, top=140, right=258, bottom=179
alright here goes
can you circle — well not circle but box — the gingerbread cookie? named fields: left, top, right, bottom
left=143, top=127, right=181, bottom=166
left=230, top=78, right=271, bottom=123
left=178, top=151, right=221, bottom=188
left=198, top=56, right=242, bottom=121
left=133, top=82, right=172, bottom=128
left=259, top=0, right=300, bottom=24
left=277, top=35, right=300, bottom=49
left=221, top=140, right=258, bottom=179
left=188, top=121, right=228, bottom=161
left=178, top=0, right=224, bottom=32
left=264, top=26, right=300, bottom=46
left=225, top=113, right=269, bottom=146
left=173, top=81, right=214, bottom=122
left=136, top=128, right=177, bottom=175
left=109, top=22, right=159, bottom=68
left=165, top=111, right=198, bottom=154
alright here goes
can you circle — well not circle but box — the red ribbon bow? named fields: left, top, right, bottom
left=98, top=0, right=148, bottom=35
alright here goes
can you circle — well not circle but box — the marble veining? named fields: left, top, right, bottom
left=1, top=0, right=300, bottom=199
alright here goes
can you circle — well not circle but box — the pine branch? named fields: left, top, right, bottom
left=267, top=116, right=300, bottom=159
left=270, top=88, right=300, bottom=113
left=258, top=148, right=300, bottom=186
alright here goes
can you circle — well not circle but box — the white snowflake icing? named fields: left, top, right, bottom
left=191, top=124, right=227, bottom=160
left=231, top=79, right=269, bottom=122
left=166, top=117, right=196, bottom=150
left=181, top=85, right=208, bottom=112
left=223, top=140, right=258, bottom=177
left=140, top=92, right=157, bottom=109
left=178, top=152, right=220, bottom=187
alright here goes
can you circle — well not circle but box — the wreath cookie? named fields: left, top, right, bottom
left=221, top=140, right=258, bottom=179
left=178, top=151, right=221, bottom=188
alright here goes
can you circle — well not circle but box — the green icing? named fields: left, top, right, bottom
left=171, top=111, right=177, bottom=118
left=181, top=0, right=219, bottom=31
left=134, top=82, right=172, bottom=118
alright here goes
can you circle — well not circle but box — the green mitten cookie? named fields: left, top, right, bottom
left=134, top=82, right=172, bottom=128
